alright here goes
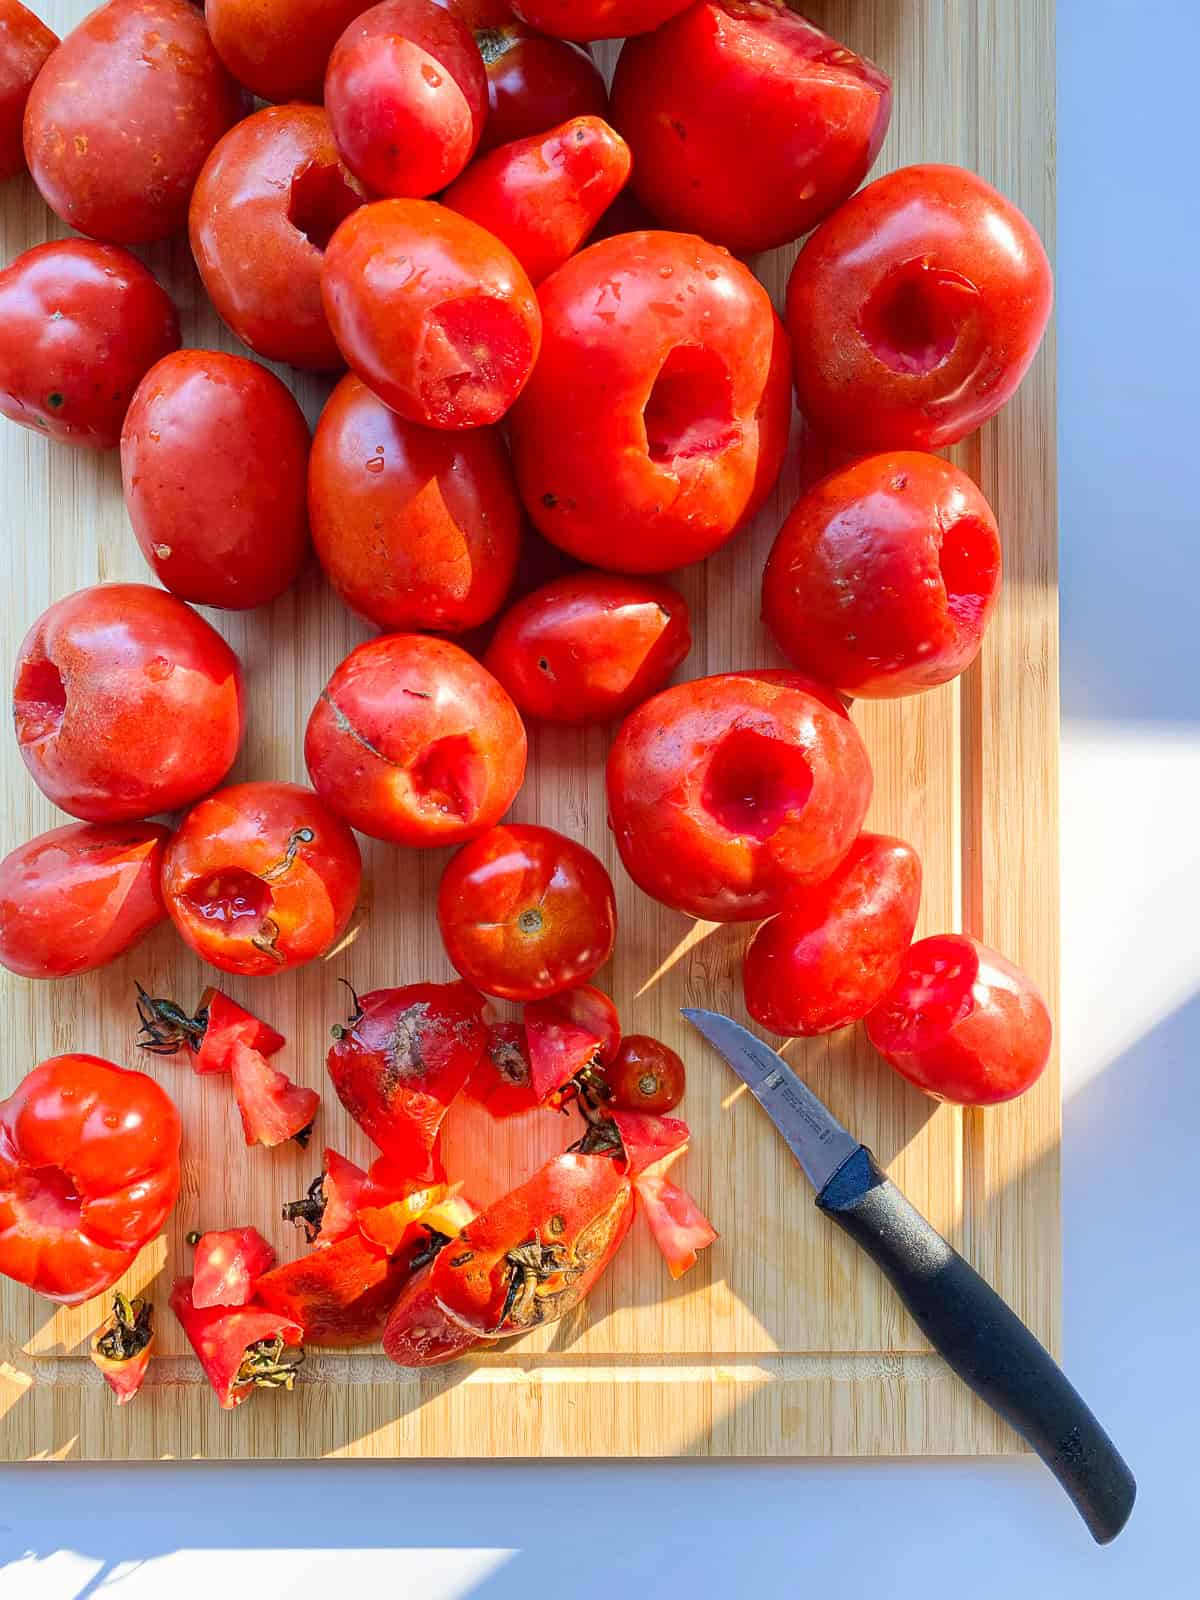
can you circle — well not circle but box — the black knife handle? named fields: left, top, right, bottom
left=817, top=1146, right=1136, bottom=1544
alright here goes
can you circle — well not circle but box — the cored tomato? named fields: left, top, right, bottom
left=524, top=983, right=620, bottom=1101
left=207, top=0, right=371, bottom=104
left=602, top=1035, right=685, bottom=1115
left=0, top=0, right=56, bottom=183
left=453, top=12, right=608, bottom=155
left=191, top=1227, right=276, bottom=1309
left=170, top=1276, right=303, bottom=1409
left=510, top=0, right=691, bottom=40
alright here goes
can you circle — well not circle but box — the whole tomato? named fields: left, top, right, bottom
left=0, top=0, right=56, bottom=183
left=483, top=572, right=690, bottom=725
left=121, top=351, right=311, bottom=611
left=510, top=0, right=692, bottom=40
left=787, top=164, right=1054, bottom=451
left=438, top=822, right=617, bottom=1000
left=865, top=933, right=1053, bottom=1106
left=742, top=833, right=922, bottom=1036
left=602, top=1035, right=685, bottom=1115
left=322, top=199, right=542, bottom=429
left=0, top=1055, right=182, bottom=1305
left=190, top=104, right=367, bottom=371
left=0, top=241, right=179, bottom=449
left=305, top=633, right=527, bottom=845
left=606, top=671, right=873, bottom=922
left=207, top=0, right=372, bottom=104
left=610, top=3, right=891, bottom=257
left=308, top=374, right=520, bottom=633
left=461, top=15, right=607, bottom=155
left=13, top=583, right=244, bottom=823
left=762, top=452, right=1002, bottom=699
left=161, top=781, right=362, bottom=978
left=23, top=0, right=247, bottom=244
left=509, top=231, right=791, bottom=573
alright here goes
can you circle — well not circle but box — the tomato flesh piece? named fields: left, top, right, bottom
left=636, top=1172, right=717, bottom=1280
left=192, top=1226, right=276, bottom=1309
left=195, top=989, right=286, bottom=1075
left=170, top=1276, right=303, bottom=1410
left=229, top=1040, right=320, bottom=1149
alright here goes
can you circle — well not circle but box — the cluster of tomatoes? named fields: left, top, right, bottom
left=0, top=0, right=1054, bottom=1408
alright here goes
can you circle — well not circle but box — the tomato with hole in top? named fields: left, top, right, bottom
left=190, top=105, right=368, bottom=372
left=13, top=584, right=244, bottom=823
left=866, top=933, right=1053, bottom=1106
left=438, top=823, right=617, bottom=1001
left=207, top=0, right=372, bottom=104
left=602, top=1035, right=685, bottom=1115
left=121, top=351, right=311, bottom=611
left=786, top=164, right=1054, bottom=451
left=511, top=0, right=691, bottom=40
left=322, top=199, right=542, bottom=429
left=762, top=453, right=1002, bottom=699
left=161, top=781, right=361, bottom=978
left=606, top=671, right=873, bottom=922
left=309, top=374, right=521, bottom=634
left=509, top=231, right=790, bottom=573
left=0, top=0, right=56, bottom=183
left=23, top=0, right=247, bottom=244
left=305, top=634, right=527, bottom=846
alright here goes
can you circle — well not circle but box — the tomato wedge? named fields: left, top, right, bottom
left=354, top=1153, right=447, bottom=1255
left=608, top=1109, right=689, bottom=1178
left=635, top=1172, right=717, bottom=1280
left=90, top=1292, right=154, bottom=1405
left=230, top=1040, right=320, bottom=1149
left=191, top=1226, right=276, bottom=1308
left=135, top=985, right=285, bottom=1075
left=170, top=1276, right=303, bottom=1410
left=524, top=984, right=620, bottom=1103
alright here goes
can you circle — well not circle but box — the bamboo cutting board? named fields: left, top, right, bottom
left=0, top=0, right=1057, bottom=1459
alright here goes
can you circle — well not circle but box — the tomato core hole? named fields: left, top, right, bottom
left=939, top=515, right=999, bottom=632
left=701, top=728, right=814, bottom=841
left=643, top=345, right=737, bottom=465
left=287, top=160, right=363, bottom=252
left=859, top=260, right=980, bottom=375
left=420, top=297, right=535, bottom=426
left=181, top=868, right=273, bottom=929
left=18, top=1163, right=82, bottom=1230
left=13, top=655, right=66, bottom=743
left=872, top=935, right=979, bottom=1050
left=410, top=734, right=486, bottom=821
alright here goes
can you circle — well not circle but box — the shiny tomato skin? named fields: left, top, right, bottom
left=606, top=671, right=874, bottom=922
left=121, top=351, right=311, bottom=611
left=511, top=0, right=691, bottom=40
left=191, top=1226, right=275, bottom=1309
left=438, top=823, right=616, bottom=1001
left=23, top=0, right=247, bottom=244
left=207, top=0, right=371, bottom=104
left=13, top=583, right=244, bottom=823
left=787, top=164, right=1054, bottom=451
left=524, top=982, right=620, bottom=1101
left=190, top=104, right=368, bottom=372
left=256, top=1231, right=411, bottom=1347
left=309, top=374, right=520, bottom=633
left=0, top=821, right=169, bottom=980
left=603, top=1035, right=685, bottom=1115
left=467, top=19, right=607, bottom=154
left=0, top=0, right=56, bottom=183
left=383, top=1260, right=480, bottom=1366
left=509, top=231, right=791, bottom=573
left=305, top=634, right=527, bottom=847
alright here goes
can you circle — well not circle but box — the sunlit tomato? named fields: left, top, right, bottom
left=635, top=1170, right=716, bottom=1279
left=322, top=199, right=542, bottom=430
left=606, top=671, right=874, bottom=922
left=207, top=0, right=371, bottom=104
left=13, top=583, right=244, bottom=823
left=468, top=1021, right=538, bottom=1119
left=256, top=1231, right=410, bottom=1346
left=230, top=1040, right=321, bottom=1147
left=743, top=834, right=923, bottom=1037
left=438, top=823, right=617, bottom=1001
left=511, top=0, right=691, bottom=40
left=0, top=1055, right=182, bottom=1305
left=170, top=1276, right=303, bottom=1409
left=0, top=241, right=179, bottom=449
left=305, top=633, right=527, bottom=846
left=90, top=1292, right=154, bottom=1404
left=787, top=164, right=1054, bottom=451
left=509, top=231, right=791, bottom=573
left=0, top=0, right=56, bottom=183
left=383, top=1259, right=480, bottom=1366
left=191, top=1227, right=276, bottom=1309
left=23, top=0, right=246, bottom=244
left=190, top=104, right=367, bottom=372
left=461, top=15, right=607, bottom=154
left=283, top=1147, right=368, bottom=1245
left=121, top=351, right=311, bottom=611
left=309, top=374, right=521, bottom=634
left=161, top=782, right=360, bottom=978
left=866, top=933, right=1053, bottom=1106
left=353, top=1157, right=446, bottom=1254
left=603, top=1035, right=685, bottom=1115
left=524, top=983, right=620, bottom=1101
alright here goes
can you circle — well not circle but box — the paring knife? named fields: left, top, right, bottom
left=682, top=1007, right=1136, bottom=1545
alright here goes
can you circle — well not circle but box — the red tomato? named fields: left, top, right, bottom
left=190, top=104, right=368, bottom=372
left=161, top=781, right=361, bottom=978
left=255, top=1232, right=411, bottom=1346
left=609, top=1109, right=689, bottom=1179
left=191, top=1227, right=276, bottom=1309
left=207, top=0, right=372, bottom=103
left=607, top=671, right=874, bottom=922
left=742, top=834, right=923, bottom=1037
left=509, top=231, right=791, bottom=572
left=0, top=241, right=179, bottom=449
left=170, top=1276, right=303, bottom=1409
left=90, top=1292, right=154, bottom=1405
left=786, top=164, right=1054, bottom=451
left=230, top=1041, right=321, bottom=1148
left=23, top=0, right=247, bottom=244
left=383, top=1260, right=481, bottom=1366
left=283, top=1147, right=369, bottom=1244
left=309, top=374, right=521, bottom=634
left=510, top=0, right=691, bottom=40
left=603, top=1035, right=685, bottom=1115
left=524, top=982, right=620, bottom=1101
left=121, top=351, right=310, bottom=611
left=322, top=199, right=542, bottom=429
left=468, top=1021, right=539, bottom=1119
left=484, top=572, right=690, bottom=725
left=635, top=1171, right=716, bottom=1280
left=438, top=823, right=617, bottom=1001
left=0, top=821, right=168, bottom=980
left=611, top=3, right=891, bottom=256
left=135, top=986, right=287, bottom=1075
left=354, top=1159, right=447, bottom=1255
left=0, top=1055, right=182, bottom=1305
left=0, top=0, right=56, bottom=183
left=463, top=16, right=607, bottom=155
left=13, top=583, right=244, bottom=823
left=443, top=116, right=630, bottom=285
left=866, top=933, right=1053, bottom=1106
left=305, top=634, right=527, bottom=846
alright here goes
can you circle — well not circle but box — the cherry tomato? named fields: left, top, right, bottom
left=90, top=1292, right=154, bottom=1405
left=0, top=0, right=56, bottom=183
left=13, top=583, right=244, bottom=823
left=865, top=933, right=1053, bottom=1106
left=161, top=781, right=361, bottom=977
left=190, top=104, right=368, bottom=372
left=606, top=671, right=874, bottom=922
left=509, top=231, right=791, bottom=572
left=438, top=823, right=617, bottom=1001
left=255, top=1232, right=412, bottom=1347
left=207, top=0, right=372, bottom=104
left=230, top=1040, right=321, bottom=1147
left=462, top=15, right=607, bottom=154
left=742, top=834, right=923, bottom=1037
left=786, top=164, right=1054, bottom=451
left=383, top=1259, right=480, bottom=1366
left=0, top=241, right=179, bottom=449
left=0, top=820, right=169, bottom=980
left=23, top=0, right=247, bottom=244
left=603, top=1035, right=685, bottom=1115
left=510, top=0, right=692, bottom=40
left=524, top=982, right=620, bottom=1101
left=635, top=1171, right=716, bottom=1280
left=0, top=1055, right=182, bottom=1305
left=305, top=634, right=527, bottom=846
left=121, top=351, right=311, bottom=611
left=191, top=1227, right=276, bottom=1309
left=309, top=374, right=521, bottom=634
left=170, top=1276, right=303, bottom=1409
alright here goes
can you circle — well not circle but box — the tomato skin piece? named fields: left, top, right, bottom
left=255, top=1232, right=410, bottom=1346
left=524, top=984, right=620, bottom=1101
left=194, top=990, right=286, bottom=1076
left=170, top=1276, right=303, bottom=1409
left=603, top=1036, right=685, bottom=1115
left=207, top=0, right=372, bottom=104
left=510, top=0, right=691, bottom=41
left=192, top=1227, right=276, bottom=1309
left=230, top=1041, right=321, bottom=1149
left=314, top=1148, right=369, bottom=1244
left=89, top=1293, right=155, bottom=1405
left=609, top=1109, right=689, bottom=1179
left=465, top=18, right=607, bottom=155
left=383, top=1260, right=481, bottom=1366
left=468, top=1021, right=540, bottom=1119
left=636, top=1172, right=716, bottom=1280
left=0, top=0, right=57, bottom=183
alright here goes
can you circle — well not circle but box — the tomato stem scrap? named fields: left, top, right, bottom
left=236, top=1334, right=304, bottom=1393
left=95, top=1293, right=153, bottom=1363
left=282, top=1173, right=327, bottom=1241
left=134, top=983, right=207, bottom=1055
